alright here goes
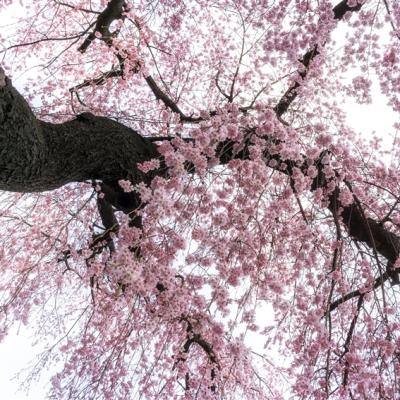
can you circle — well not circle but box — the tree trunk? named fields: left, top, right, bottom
left=1, top=73, right=399, bottom=280
left=0, top=76, right=159, bottom=192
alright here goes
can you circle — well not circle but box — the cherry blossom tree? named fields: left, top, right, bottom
left=0, top=0, right=400, bottom=398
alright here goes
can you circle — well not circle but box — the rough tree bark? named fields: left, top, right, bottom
left=0, top=73, right=159, bottom=193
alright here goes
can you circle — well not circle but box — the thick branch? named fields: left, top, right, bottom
left=78, top=0, right=127, bottom=53
left=215, top=136, right=400, bottom=280
left=1, top=70, right=399, bottom=296
left=332, top=0, right=363, bottom=19
left=0, top=77, right=160, bottom=193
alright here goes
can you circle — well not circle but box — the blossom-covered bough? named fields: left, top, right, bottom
left=0, top=0, right=400, bottom=398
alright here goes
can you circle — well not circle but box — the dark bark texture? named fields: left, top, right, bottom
left=0, top=76, right=159, bottom=193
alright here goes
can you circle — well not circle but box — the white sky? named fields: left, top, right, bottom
left=0, top=326, right=51, bottom=399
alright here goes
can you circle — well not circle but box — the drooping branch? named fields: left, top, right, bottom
left=215, top=135, right=400, bottom=298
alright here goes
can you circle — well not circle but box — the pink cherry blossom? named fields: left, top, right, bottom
left=0, top=1, right=399, bottom=399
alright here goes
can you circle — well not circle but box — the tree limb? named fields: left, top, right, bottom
left=78, top=0, right=128, bottom=53
left=274, top=0, right=363, bottom=117
left=1, top=55, right=399, bottom=310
